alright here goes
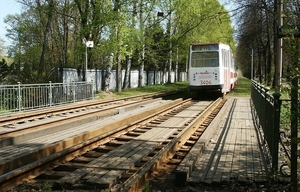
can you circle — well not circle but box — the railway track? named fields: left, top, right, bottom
left=0, top=91, right=175, bottom=139
left=0, top=90, right=185, bottom=149
left=0, top=95, right=226, bottom=191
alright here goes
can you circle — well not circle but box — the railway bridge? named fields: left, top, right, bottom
left=0, top=80, right=295, bottom=191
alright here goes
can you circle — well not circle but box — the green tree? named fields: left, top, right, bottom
left=234, top=0, right=274, bottom=85
left=0, top=37, right=5, bottom=57
left=0, top=59, right=10, bottom=83
left=144, top=17, right=167, bottom=72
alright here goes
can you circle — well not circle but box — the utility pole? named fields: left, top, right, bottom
left=168, top=0, right=172, bottom=84
left=85, top=40, right=94, bottom=82
left=251, top=49, right=254, bottom=80
left=139, top=0, right=145, bottom=87
left=275, top=0, right=283, bottom=91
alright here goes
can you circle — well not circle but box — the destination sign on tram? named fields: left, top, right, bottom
left=192, top=44, right=218, bottom=51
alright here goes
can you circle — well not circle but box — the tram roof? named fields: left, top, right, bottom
left=190, top=42, right=227, bottom=46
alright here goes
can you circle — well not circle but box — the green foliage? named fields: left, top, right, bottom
left=143, top=182, right=152, bottom=192
left=144, top=17, right=168, bottom=70
left=171, top=0, right=234, bottom=45
left=0, top=37, right=5, bottom=56
left=0, top=56, right=14, bottom=65
left=39, top=182, right=52, bottom=191
left=280, top=99, right=292, bottom=132
left=0, top=59, right=11, bottom=83
left=0, top=108, right=9, bottom=115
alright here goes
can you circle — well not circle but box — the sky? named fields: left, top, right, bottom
left=0, top=0, right=21, bottom=46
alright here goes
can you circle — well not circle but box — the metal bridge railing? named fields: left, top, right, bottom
left=251, top=80, right=281, bottom=174
left=278, top=98, right=292, bottom=177
left=0, top=81, right=94, bottom=116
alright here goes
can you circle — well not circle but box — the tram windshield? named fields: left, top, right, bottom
left=191, top=51, right=219, bottom=67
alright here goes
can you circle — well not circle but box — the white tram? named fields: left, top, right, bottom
left=188, top=42, right=237, bottom=94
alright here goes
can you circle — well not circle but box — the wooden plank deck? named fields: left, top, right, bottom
left=57, top=127, right=177, bottom=188
left=176, top=97, right=269, bottom=186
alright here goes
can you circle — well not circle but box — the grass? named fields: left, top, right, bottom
left=227, top=76, right=251, bottom=97
left=96, top=82, right=189, bottom=99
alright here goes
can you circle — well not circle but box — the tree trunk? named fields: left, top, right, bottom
left=39, top=0, right=54, bottom=77
left=103, top=53, right=113, bottom=92
left=123, top=0, right=137, bottom=89
left=123, top=56, right=131, bottom=89
left=116, top=52, right=122, bottom=92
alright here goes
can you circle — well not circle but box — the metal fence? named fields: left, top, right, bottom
left=251, top=80, right=281, bottom=173
left=0, top=81, right=94, bottom=115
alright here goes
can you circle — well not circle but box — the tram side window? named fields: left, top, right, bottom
left=225, top=52, right=228, bottom=68
left=221, top=49, right=229, bottom=68
left=222, top=50, right=224, bottom=68
left=191, top=52, right=219, bottom=67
